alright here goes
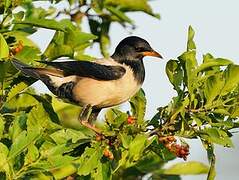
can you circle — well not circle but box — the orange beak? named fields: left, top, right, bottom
left=142, top=51, right=163, bottom=59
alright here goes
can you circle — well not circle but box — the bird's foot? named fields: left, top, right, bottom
left=81, top=120, right=102, bottom=135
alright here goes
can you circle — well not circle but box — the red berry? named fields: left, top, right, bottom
left=15, top=47, right=20, bottom=53
left=103, top=148, right=114, bottom=160
left=127, top=116, right=135, bottom=124
left=103, top=149, right=110, bottom=157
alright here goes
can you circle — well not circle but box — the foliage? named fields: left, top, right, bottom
left=0, top=1, right=238, bottom=180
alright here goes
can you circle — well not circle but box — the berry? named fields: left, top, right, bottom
left=95, top=135, right=102, bottom=141
left=103, top=148, right=114, bottom=160
left=127, top=116, right=135, bottom=124
left=103, top=149, right=110, bottom=157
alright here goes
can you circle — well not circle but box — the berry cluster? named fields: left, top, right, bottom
left=159, top=136, right=189, bottom=160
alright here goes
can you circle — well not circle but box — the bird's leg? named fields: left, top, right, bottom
left=79, top=105, right=101, bottom=134
left=88, top=108, right=102, bottom=124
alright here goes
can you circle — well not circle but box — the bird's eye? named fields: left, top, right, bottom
left=135, top=47, right=145, bottom=52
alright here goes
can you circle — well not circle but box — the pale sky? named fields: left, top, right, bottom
left=31, top=0, right=239, bottom=179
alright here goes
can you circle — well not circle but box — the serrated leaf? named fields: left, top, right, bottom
left=0, top=143, right=10, bottom=177
left=6, top=82, right=29, bottom=103
left=27, top=103, right=60, bottom=132
left=163, top=161, right=209, bottom=175
left=8, top=130, right=40, bottom=160
left=0, top=33, right=9, bottom=59
left=9, top=112, right=27, bottom=142
left=78, top=143, right=103, bottom=176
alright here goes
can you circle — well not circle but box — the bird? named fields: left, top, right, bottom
left=12, top=36, right=162, bottom=133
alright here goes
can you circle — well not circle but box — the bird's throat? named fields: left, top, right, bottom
left=112, top=54, right=145, bottom=84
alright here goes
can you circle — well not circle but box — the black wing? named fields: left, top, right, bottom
left=38, top=61, right=126, bottom=80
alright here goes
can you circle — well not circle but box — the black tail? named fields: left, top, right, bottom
left=12, top=59, right=40, bottom=79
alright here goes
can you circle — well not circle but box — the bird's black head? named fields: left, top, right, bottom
left=111, top=36, right=162, bottom=62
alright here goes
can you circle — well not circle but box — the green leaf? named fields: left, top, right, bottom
left=107, top=111, right=127, bottom=128
left=9, top=112, right=27, bottom=142
left=13, top=18, right=66, bottom=31
left=201, top=128, right=233, bottom=147
left=121, top=134, right=150, bottom=168
left=204, top=74, right=224, bottom=106
left=8, top=130, right=40, bottom=160
left=44, top=31, right=73, bottom=60
left=196, top=58, right=232, bottom=73
left=78, top=143, right=103, bottom=176
left=6, top=82, right=29, bottom=103
left=65, top=28, right=97, bottom=49
left=104, top=0, right=160, bottom=18
left=0, top=115, right=5, bottom=139
left=166, top=60, right=183, bottom=92
left=221, top=64, right=239, bottom=95
left=24, top=144, right=39, bottom=164
left=129, top=89, right=146, bottom=125
left=178, top=50, right=197, bottom=94
left=27, top=94, right=60, bottom=124
left=27, top=103, right=60, bottom=133
left=187, top=26, right=196, bottom=51
left=33, top=155, right=75, bottom=171
left=44, top=22, right=97, bottom=60
left=14, top=46, right=41, bottom=63
left=0, top=33, right=9, bottom=59
left=0, top=143, right=10, bottom=178
left=163, top=161, right=209, bottom=175
left=106, top=6, right=133, bottom=23
left=50, top=129, right=89, bottom=145
left=135, top=152, right=164, bottom=173
left=92, top=162, right=112, bottom=180
left=120, top=132, right=132, bottom=149
left=4, top=0, right=11, bottom=13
